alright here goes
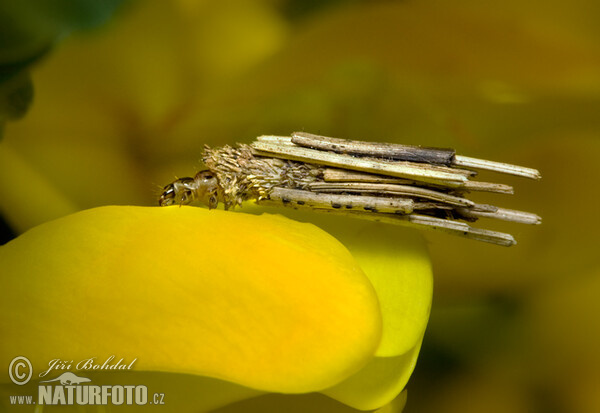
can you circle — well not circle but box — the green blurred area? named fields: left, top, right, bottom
left=1, top=0, right=600, bottom=411
left=0, top=0, right=127, bottom=127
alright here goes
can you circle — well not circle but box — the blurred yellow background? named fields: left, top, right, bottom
left=1, top=0, right=599, bottom=412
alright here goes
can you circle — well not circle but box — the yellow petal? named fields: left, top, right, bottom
left=210, top=387, right=407, bottom=413
left=314, top=221, right=432, bottom=357
left=374, top=390, right=407, bottom=413
left=234, top=207, right=432, bottom=410
left=323, top=343, right=422, bottom=411
left=0, top=206, right=382, bottom=393
left=244, top=206, right=433, bottom=357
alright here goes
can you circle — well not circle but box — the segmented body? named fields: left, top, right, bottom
left=202, top=144, right=321, bottom=209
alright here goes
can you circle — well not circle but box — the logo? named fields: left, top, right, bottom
left=40, top=372, right=91, bottom=385
left=7, top=356, right=165, bottom=407
left=8, top=356, right=32, bottom=385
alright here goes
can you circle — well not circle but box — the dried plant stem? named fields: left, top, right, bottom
left=159, top=131, right=541, bottom=246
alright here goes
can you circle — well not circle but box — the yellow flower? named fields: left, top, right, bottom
left=0, top=206, right=431, bottom=412
left=0, top=2, right=441, bottom=411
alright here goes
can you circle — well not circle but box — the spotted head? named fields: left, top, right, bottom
left=159, top=170, right=220, bottom=208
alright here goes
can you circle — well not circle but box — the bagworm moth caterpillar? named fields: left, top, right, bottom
left=159, top=132, right=541, bottom=246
